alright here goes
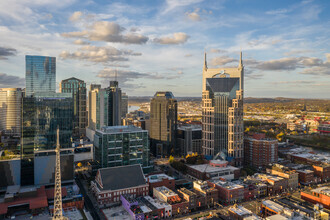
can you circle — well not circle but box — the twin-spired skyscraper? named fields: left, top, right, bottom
left=202, top=52, right=244, bottom=166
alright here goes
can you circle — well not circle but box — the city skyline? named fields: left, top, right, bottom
left=0, top=0, right=329, bottom=98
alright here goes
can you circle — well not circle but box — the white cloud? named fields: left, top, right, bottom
left=59, top=45, right=141, bottom=63
left=163, top=0, right=204, bottom=14
left=210, top=56, right=237, bottom=66
left=73, top=39, right=90, bottom=45
left=62, top=21, right=149, bottom=44
left=154, top=32, right=189, bottom=44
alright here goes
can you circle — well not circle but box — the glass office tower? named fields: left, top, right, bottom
left=25, top=55, right=56, bottom=97
left=60, top=77, right=87, bottom=138
left=107, top=81, right=122, bottom=126
left=94, top=125, right=150, bottom=171
left=21, top=93, right=73, bottom=185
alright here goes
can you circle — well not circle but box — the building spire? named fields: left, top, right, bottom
left=203, top=52, right=208, bottom=70
left=239, top=51, right=243, bottom=68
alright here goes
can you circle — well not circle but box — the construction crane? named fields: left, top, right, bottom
left=53, top=128, right=68, bottom=220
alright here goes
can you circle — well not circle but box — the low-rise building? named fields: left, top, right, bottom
left=153, top=186, right=189, bottom=216
left=229, top=204, right=261, bottom=220
left=208, top=180, right=244, bottom=205
left=313, top=164, right=330, bottom=182
left=301, top=186, right=330, bottom=209
left=193, top=181, right=218, bottom=207
left=261, top=200, right=284, bottom=217
left=186, top=160, right=240, bottom=181
left=267, top=164, right=298, bottom=190
left=296, top=169, right=315, bottom=185
left=91, top=165, right=149, bottom=207
left=146, top=173, right=175, bottom=195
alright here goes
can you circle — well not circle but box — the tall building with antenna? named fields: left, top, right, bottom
left=202, top=52, right=244, bottom=166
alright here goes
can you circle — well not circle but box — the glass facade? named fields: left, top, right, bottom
left=94, top=126, right=149, bottom=170
left=60, top=77, right=87, bottom=138
left=0, top=88, right=22, bottom=135
left=21, top=92, right=73, bottom=185
left=25, top=55, right=56, bottom=97
left=107, top=81, right=122, bottom=126
left=206, top=78, right=240, bottom=154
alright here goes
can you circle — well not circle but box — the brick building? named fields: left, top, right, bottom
left=146, top=173, right=175, bottom=195
left=244, top=133, right=278, bottom=168
left=228, top=204, right=261, bottom=220
left=91, top=165, right=149, bottom=207
left=313, top=164, right=330, bottom=182
left=267, top=164, right=299, bottom=190
left=301, top=187, right=330, bottom=209
left=193, top=181, right=218, bottom=207
left=296, top=169, right=315, bottom=185
left=208, top=180, right=244, bottom=205
left=261, top=200, right=283, bottom=217
left=153, top=186, right=189, bottom=216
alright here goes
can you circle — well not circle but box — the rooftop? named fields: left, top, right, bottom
left=210, top=180, right=244, bottom=190
left=229, top=205, right=253, bottom=217
left=147, top=173, right=174, bottom=183
left=96, top=164, right=147, bottom=191
left=154, top=186, right=177, bottom=197
left=154, top=91, right=175, bottom=99
left=262, top=200, right=283, bottom=213
left=98, top=125, right=145, bottom=134
left=312, top=186, right=330, bottom=196
left=189, top=163, right=239, bottom=174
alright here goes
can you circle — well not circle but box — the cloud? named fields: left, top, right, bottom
left=255, top=57, right=303, bottom=71
left=0, top=73, right=25, bottom=88
left=163, top=0, right=204, bottom=14
left=209, top=48, right=226, bottom=53
left=73, top=39, right=90, bottom=45
left=62, top=21, right=149, bottom=44
left=186, top=11, right=201, bottom=21
left=266, top=8, right=290, bottom=15
left=284, top=50, right=314, bottom=56
left=154, top=32, right=189, bottom=45
left=0, top=46, right=17, bottom=60
left=210, top=56, right=238, bottom=66
left=59, top=45, right=142, bottom=63
left=184, top=54, right=193, bottom=57
left=70, top=11, right=83, bottom=22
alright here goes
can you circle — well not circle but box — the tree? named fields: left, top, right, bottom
left=169, top=155, right=174, bottom=164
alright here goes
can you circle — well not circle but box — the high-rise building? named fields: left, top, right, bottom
left=202, top=52, right=244, bottom=166
left=107, top=81, right=122, bottom=126
left=25, top=55, right=56, bottom=97
left=87, top=84, right=108, bottom=141
left=177, top=125, right=202, bottom=156
left=93, top=126, right=150, bottom=171
left=121, top=92, right=128, bottom=119
left=0, top=88, right=22, bottom=135
left=149, top=91, right=177, bottom=156
left=60, top=77, right=87, bottom=138
left=244, top=133, right=278, bottom=168
left=21, top=93, right=73, bottom=185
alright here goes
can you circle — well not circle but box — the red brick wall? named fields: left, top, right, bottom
left=301, top=192, right=330, bottom=209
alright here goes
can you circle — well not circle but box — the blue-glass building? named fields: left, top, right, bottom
left=25, top=55, right=56, bottom=97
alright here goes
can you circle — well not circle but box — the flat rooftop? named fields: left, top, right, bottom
left=210, top=180, right=243, bottom=190
left=98, top=125, right=145, bottom=134
left=147, top=173, right=174, bottom=183
left=262, top=200, right=283, bottom=213
left=154, top=186, right=177, bottom=197
left=312, top=186, right=330, bottom=196
left=102, top=206, right=131, bottom=220
left=229, top=205, right=252, bottom=216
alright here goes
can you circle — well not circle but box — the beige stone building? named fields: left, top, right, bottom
left=202, top=52, right=244, bottom=166
left=149, top=91, right=177, bottom=156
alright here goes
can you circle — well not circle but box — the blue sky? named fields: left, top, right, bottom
left=0, top=0, right=329, bottom=98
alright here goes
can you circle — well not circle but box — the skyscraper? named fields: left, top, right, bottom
left=121, top=92, right=128, bottom=119
left=0, top=88, right=22, bottom=136
left=60, top=77, right=87, bottom=138
left=202, top=52, right=244, bottom=166
left=149, top=91, right=177, bottom=156
left=25, top=55, right=56, bottom=97
left=21, top=93, right=73, bottom=185
left=107, top=81, right=122, bottom=126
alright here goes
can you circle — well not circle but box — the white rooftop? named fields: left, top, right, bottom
left=262, top=200, right=283, bottom=213
left=147, top=173, right=174, bottom=183
left=210, top=180, right=244, bottom=190
left=229, top=205, right=252, bottom=216
left=154, top=186, right=177, bottom=197
left=98, top=125, right=145, bottom=134
left=312, top=186, right=330, bottom=196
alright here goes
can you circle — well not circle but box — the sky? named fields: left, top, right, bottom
left=0, top=0, right=329, bottom=98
